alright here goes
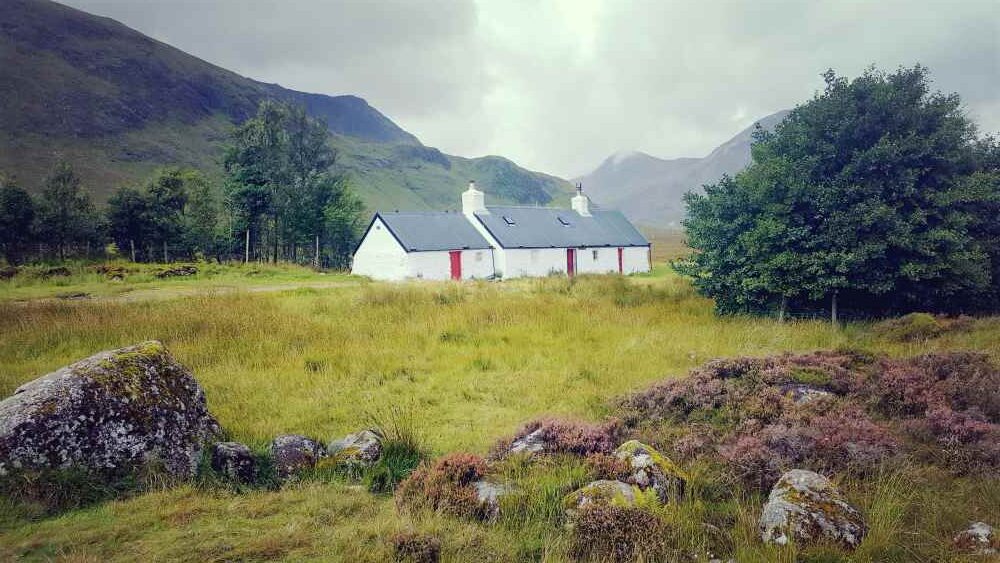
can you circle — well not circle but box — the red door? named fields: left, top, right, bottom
left=449, top=251, right=462, bottom=280
left=617, top=247, right=624, bottom=274
left=566, top=248, right=576, bottom=277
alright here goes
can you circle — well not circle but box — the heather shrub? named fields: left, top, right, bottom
left=394, top=453, right=488, bottom=519
left=493, top=417, right=624, bottom=458
left=392, top=532, right=441, bottom=563
left=568, top=504, right=672, bottom=562
left=583, top=453, right=632, bottom=482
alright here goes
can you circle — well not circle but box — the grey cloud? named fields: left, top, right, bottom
left=60, top=0, right=1000, bottom=178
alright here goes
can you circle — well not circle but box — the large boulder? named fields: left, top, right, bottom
left=0, top=341, right=220, bottom=479
left=210, top=441, right=258, bottom=483
left=327, top=429, right=382, bottom=469
left=614, top=440, right=686, bottom=503
left=760, top=469, right=866, bottom=550
left=270, top=434, right=325, bottom=479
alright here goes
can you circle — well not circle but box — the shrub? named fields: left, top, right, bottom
left=583, top=453, right=632, bottom=482
left=568, top=504, right=671, bottom=562
left=392, top=532, right=441, bottom=563
left=394, top=453, right=488, bottom=519
left=873, top=313, right=974, bottom=342
left=366, top=439, right=424, bottom=494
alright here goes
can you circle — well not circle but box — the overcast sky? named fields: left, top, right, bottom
left=63, top=0, right=999, bottom=178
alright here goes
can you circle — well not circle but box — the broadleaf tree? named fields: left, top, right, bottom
left=677, top=66, right=999, bottom=318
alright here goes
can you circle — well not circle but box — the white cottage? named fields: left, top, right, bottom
left=351, top=181, right=651, bottom=281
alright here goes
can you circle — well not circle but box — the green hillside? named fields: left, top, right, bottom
left=0, top=0, right=572, bottom=210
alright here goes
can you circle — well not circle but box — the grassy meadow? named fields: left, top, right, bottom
left=1, top=256, right=998, bottom=561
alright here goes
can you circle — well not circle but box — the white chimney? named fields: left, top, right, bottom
left=462, top=180, right=487, bottom=215
left=571, top=183, right=591, bottom=216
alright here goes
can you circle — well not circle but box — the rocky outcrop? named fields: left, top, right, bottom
left=0, top=341, right=220, bottom=479
left=210, top=441, right=257, bottom=483
left=614, top=440, right=686, bottom=503
left=270, top=434, right=325, bottom=479
left=760, top=469, right=866, bottom=550
left=328, top=429, right=382, bottom=469
left=953, top=521, right=996, bottom=556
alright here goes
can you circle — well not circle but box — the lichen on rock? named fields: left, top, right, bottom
left=327, top=429, right=382, bottom=470
left=563, top=479, right=648, bottom=521
left=760, top=469, right=866, bottom=550
left=614, top=440, right=686, bottom=503
left=0, top=340, right=220, bottom=481
left=270, top=434, right=325, bottom=479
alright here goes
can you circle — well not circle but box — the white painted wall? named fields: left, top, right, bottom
left=622, top=246, right=651, bottom=274
left=502, top=248, right=570, bottom=278
left=499, top=246, right=650, bottom=278
left=576, top=247, right=620, bottom=275
left=408, top=249, right=495, bottom=280
left=351, top=217, right=408, bottom=281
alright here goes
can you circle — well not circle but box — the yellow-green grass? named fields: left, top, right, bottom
left=1, top=266, right=998, bottom=561
left=0, top=261, right=355, bottom=302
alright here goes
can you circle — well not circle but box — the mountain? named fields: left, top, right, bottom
left=576, top=110, right=790, bottom=228
left=0, top=0, right=571, bottom=209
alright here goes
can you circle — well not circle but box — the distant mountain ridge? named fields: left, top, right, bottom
left=576, top=110, right=790, bottom=227
left=0, top=0, right=570, bottom=210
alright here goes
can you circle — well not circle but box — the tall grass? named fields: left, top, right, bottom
left=1, top=267, right=998, bottom=561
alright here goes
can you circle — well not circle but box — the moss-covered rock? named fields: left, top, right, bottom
left=563, top=479, right=651, bottom=521
left=0, top=340, right=220, bottom=480
left=327, top=429, right=382, bottom=470
left=760, top=469, right=866, bottom=550
left=614, top=440, right=687, bottom=503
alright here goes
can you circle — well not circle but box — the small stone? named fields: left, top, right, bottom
left=760, top=469, right=866, bottom=550
left=327, top=429, right=382, bottom=469
left=614, top=440, right=686, bottom=503
left=473, top=480, right=508, bottom=521
left=508, top=428, right=546, bottom=456
left=779, top=384, right=834, bottom=404
left=210, top=441, right=257, bottom=483
left=953, top=521, right=997, bottom=555
left=270, top=434, right=325, bottom=479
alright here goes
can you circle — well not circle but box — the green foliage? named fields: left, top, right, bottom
left=678, top=66, right=1000, bottom=317
left=33, top=162, right=102, bottom=260
left=225, top=100, right=363, bottom=267
left=0, top=176, right=35, bottom=265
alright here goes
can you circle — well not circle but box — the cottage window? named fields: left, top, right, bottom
left=557, top=216, right=571, bottom=226
left=531, top=249, right=539, bottom=262
left=475, top=251, right=483, bottom=262
left=592, top=249, right=599, bottom=261
left=503, top=216, right=516, bottom=226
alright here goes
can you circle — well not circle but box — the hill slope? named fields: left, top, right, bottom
left=576, top=110, right=789, bottom=227
left=0, top=0, right=570, bottom=209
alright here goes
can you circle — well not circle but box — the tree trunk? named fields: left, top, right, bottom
left=272, top=217, right=279, bottom=264
left=831, top=290, right=839, bottom=325
left=163, top=241, right=168, bottom=263
left=244, top=228, right=250, bottom=265
left=130, top=239, right=136, bottom=262
left=314, top=235, right=320, bottom=269
left=778, top=295, right=787, bottom=322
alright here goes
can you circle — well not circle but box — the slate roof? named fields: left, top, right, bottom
left=474, top=206, right=650, bottom=249
left=374, top=211, right=492, bottom=252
